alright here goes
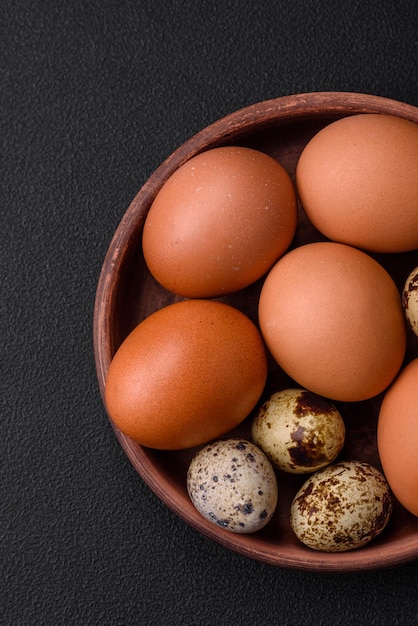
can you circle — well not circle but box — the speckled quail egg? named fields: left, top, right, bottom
left=290, top=461, right=393, bottom=552
left=403, top=266, right=418, bottom=337
left=251, top=389, right=345, bottom=474
left=187, top=438, right=278, bottom=534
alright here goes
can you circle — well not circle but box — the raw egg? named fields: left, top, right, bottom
left=377, top=358, right=418, bottom=517
left=290, top=461, right=393, bottom=552
left=403, top=266, right=418, bottom=337
left=296, top=114, right=418, bottom=253
left=258, top=242, right=406, bottom=402
left=142, top=146, right=297, bottom=298
left=104, top=299, right=267, bottom=450
left=251, top=388, right=345, bottom=474
left=187, top=438, right=278, bottom=534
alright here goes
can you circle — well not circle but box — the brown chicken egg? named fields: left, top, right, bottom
left=377, top=358, right=418, bottom=517
left=104, top=299, right=268, bottom=450
left=258, top=242, right=406, bottom=402
left=142, top=146, right=297, bottom=298
left=296, top=113, right=418, bottom=253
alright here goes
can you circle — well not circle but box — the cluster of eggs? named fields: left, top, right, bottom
left=104, top=113, right=418, bottom=552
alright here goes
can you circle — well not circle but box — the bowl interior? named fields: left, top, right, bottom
left=94, top=92, right=418, bottom=572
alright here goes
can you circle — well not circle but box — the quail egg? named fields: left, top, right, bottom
left=251, top=388, right=345, bottom=473
left=187, top=438, right=278, bottom=533
left=290, top=460, right=393, bottom=552
left=403, top=266, right=418, bottom=337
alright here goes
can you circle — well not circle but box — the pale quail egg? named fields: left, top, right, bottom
left=403, top=266, right=418, bottom=337
left=251, top=388, right=345, bottom=474
left=187, top=438, right=278, bottom=533
left=290, top=461, right=393, bottom=552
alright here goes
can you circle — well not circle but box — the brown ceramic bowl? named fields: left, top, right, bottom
left=93, top=92, right=418, bottom=572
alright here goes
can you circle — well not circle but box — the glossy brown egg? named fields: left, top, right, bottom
left=296, top=114, right=418, bottom=253
left=258, top=242, right=406, bottom=402
left=142, top=146, right=297, bottom=298
left=104, top=299, right=268, bottom=450
left=377, top=358, right=418, bottom=517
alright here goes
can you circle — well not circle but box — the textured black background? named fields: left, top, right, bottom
left=3, top=1, right=418, bottom=624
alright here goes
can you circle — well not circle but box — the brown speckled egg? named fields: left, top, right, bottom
left=296, top=114, right=418, bottom=253
left=251, top=388, right=345, bottom=474
left=377, top=358, right=418, bottom=517
left=258, top=242, right=406, bottom=402
left=142, top=146, right=297, bottom=298
left=187, top=439, right=278, bottom=533
left=105, top=300, right=267, bottom=450
left=403, top=266, right=418, bottom=337
left=290, top=461, right=393, bottom=552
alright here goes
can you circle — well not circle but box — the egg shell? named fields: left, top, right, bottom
left=296, top=113, right=418, bottom=253
left=104, top=300, right=268, bottom=450
left=403, top=266, right=418, bottom=338
left=377, top=358, right=418, bottom=516
left=251, top=388, right=345, bottom=474
left=187, top=439, right=278, bottom=533
left=258, top=242, right=407, bottom=402
left=142, top=146, right=297, bottom=298
left=290, top=461, right=393, bottom=552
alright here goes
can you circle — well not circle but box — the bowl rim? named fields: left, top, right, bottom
left=93, top=91, right=418, bottom=572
